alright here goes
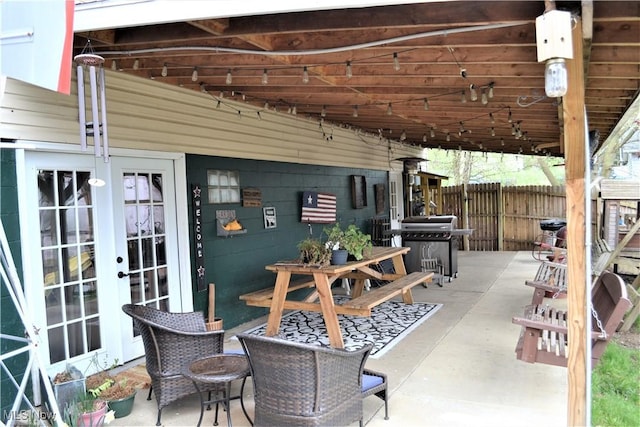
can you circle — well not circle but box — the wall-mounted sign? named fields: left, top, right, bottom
left=191, top=184, right=206, bottom=292
left=242, top=188, right=262, bottom=207
left=263, top=207, right=277, bottom=229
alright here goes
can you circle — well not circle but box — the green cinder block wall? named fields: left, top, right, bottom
left=185, top=155, right=388, bottom=329
left=1, top=148, right=29, bottom=419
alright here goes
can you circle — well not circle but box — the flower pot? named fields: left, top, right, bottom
left=107, top=392, right=136, bottom=418
left=76, top=400, right=107, bottom=427
left=331, top=249, right=348, bottom=265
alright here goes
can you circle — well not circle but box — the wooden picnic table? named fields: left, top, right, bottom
left=240, top=246, right=432, bottom=348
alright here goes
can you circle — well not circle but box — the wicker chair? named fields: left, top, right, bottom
left=121, top=304, right=225, bottom=426
left=237, top=333, right=387, bottom=427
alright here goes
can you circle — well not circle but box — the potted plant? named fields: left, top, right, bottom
left=86, top=372, right=137, bottom=419
left=323, top=223, right=348, bottom=265
left=297, top=237, right=332, bottom=266
left=341, top=224, right=373, bottom=261
left=63, top=392, right=110, bottom=427
left=50, top=365, right=86, bottom=415
left=85, top=355, right=137, bottom=419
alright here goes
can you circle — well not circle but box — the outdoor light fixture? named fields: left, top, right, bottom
left=535, top=9, right=573, bottom=97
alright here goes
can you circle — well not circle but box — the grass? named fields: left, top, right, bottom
left=591, top=318, right=640, bottom=427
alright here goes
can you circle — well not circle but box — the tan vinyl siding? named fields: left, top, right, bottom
left=1, top=71, right=422, bottom=170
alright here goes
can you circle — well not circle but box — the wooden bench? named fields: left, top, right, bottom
left=240, top=271, right=432, bottom=317
left=341, top=271, right=433, bottom=314
left=239, top=278, right=316, bottom=303
left=512, top=271, right=632, bottom=368
left=525, top=261, right=567, bottom=305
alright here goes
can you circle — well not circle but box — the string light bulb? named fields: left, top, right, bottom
left=133, top=59, right=139, bottom=70
left=261, top=69, right=268, bottom=85
left=469, top=84, right=478, bottom=101
left=508, top=108, right=513, bottom=123
left=226, top=69, right=232, bottom=85
left=423, top=98, right=429, bottom=111
left=393, top=52, right=400, bottom=71
left=191, top=67, right=198, bottom=82
left=446, top=133, right=451, bottom=142
left=264, top=101, right=269, bottom=109
left=321, top=105, right=327, bottom=117
left=489, top=112, right=495, bottom=124
left=400, top=130, right=407, bottom=141
left=161, top=63, right=168, bottom=77
left=302, top=66, right=309, bottom=84
left=423, top=134, right=427, bottom=143
left=490, top=127, right=495, bottom=136
left=111, top=60, right=117, bottom=71
left=386, top=103, right=393, bottom=115
left=352, top=105, right=358, bottom=117
left=461, top=91, right=467, bottom=103
left=481, top=89, right=488, bottom=105
left=346, top=61, right=353, bottom=79
left=488, top=83, right=494, bottom=99
left=430, top=128, right=436, bottom=138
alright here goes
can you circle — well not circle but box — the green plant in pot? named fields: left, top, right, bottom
left=297, top=237, right=332, bottom=266
left=86, top=373, right=137, bottom=419
left=63, top=392, right=110, bottom=427
left=341, top=224, right=373, bottom=261
left=323, top=223, right=348, bottom=265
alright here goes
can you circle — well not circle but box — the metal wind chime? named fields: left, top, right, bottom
left=74, top=41, right=110, bottom=161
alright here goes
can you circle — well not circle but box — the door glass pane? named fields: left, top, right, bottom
left=37, top=169, right=101, bottom=364
left=122, top=171, right=169, bottom=310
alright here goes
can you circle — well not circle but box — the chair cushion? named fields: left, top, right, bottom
left=362, top=374, right=383, bottom=392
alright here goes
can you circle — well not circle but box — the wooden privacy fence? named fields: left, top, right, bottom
left=442, top=184, right=566, bottom=251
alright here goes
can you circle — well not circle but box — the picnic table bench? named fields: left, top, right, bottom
left=240, top=246, right=433, bottom=348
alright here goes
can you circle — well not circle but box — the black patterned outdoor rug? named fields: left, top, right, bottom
left=238, top=296, right=442, bottom=358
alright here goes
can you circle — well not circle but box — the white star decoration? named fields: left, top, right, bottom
left=307, top=194, right=313, bottom=205
left=197, top=266, right=205, bottom=277
left=193, top=186, right=201, bottom=198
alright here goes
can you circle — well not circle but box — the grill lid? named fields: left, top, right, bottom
left=401, top=215, right=457, bottom=230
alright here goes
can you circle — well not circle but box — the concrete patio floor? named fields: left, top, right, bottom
left=111, top=251, right=569, bottom=427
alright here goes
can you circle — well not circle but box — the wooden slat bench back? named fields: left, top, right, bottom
left=512, top=272, right=632, bottom=368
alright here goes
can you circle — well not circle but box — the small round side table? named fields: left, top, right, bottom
left=182, top=354, right=251, bottom=427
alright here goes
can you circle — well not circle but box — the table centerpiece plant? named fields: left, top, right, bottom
left=323, top=223, right=373, bottom=262
left=341, top=224, right=373, bottom=261
left=323, top=223, right=348, bottom=265
left=297, top=237, right=332, bottom=266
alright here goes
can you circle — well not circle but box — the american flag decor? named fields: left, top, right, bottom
left=301, top=191, right=337, bottom=223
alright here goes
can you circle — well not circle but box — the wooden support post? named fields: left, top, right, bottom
left=563, top=18, right=589, bottom=427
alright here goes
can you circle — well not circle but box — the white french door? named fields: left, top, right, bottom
left=110, top=156, right=181, bottom=361
left=22, top=152, right=183, bottom=374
